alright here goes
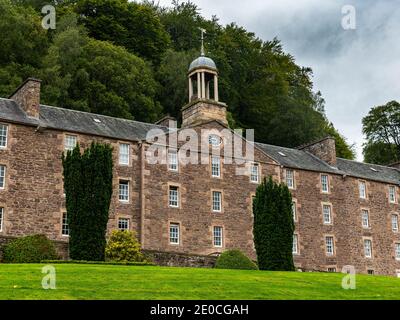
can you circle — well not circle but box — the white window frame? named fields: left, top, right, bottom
left=322, top=204, right=332, bottom=225
left=64, top=134, right=77, bottom=151
left=0, top=124, right=8, bottom=149
left=118, top=180, right=129, bottom=202
left=213, top=226, right=223, bottom=247
left=364, top=239, right=372, bottom=258
left=292, top=201, right=297, bottom=221
left=119, top=143, right=130, bottom=165
left=361, top=210, right=370, bottom=229
left=118, top=218, right=130, bottom=231
left=0, top=165, right=5, bottom=189
left=169, top=223, right=180, bottom=244
left=359, top=181, right=367, bottom=199
left=286, top=169, right=294, bottom=189
left=61, top=212, right=69, bottom=236
left=325, top=236, right=334, bottom=256
left=211, top=156, right=221, bottom=178
left=250, top=163, right=259, bottom=183
left=392, top=214, right=399, bottom=232
left=168, top=149, right=178, bottom=172
left=389, top=186, right=397, bottom=204
left=395, top=243, right=400, bottom=261
left=212, top=191, right=222, bottom=212
left=321, top=174, right=329, bottom=193
left=169, top=186, right=179, bottom=208
left=293, top=234, right=299, bottom=254
left=0, top=207, right=3, bottom=232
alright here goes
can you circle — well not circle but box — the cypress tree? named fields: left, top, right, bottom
left=62, top=142, right=113, bottom=261
left=253, top=176, right=295, bottom=271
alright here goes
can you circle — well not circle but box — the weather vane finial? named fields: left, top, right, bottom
left=199, top=27, right=206, bottom=56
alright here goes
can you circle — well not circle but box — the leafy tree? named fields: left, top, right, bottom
left=362, top=101, right=400, bottom=164
left=75, top=0, right=170, bottom=64
left=363, top=141, right=399, bottom=165
left=41, top=14, right=162, bottom=122
left=62, top=142, right=113, bottom=261
left=253, top=177, right=295, bottom=271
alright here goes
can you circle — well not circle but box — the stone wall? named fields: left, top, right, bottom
left=144, top=250, right=217, bottom=268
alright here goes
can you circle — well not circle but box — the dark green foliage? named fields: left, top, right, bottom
left=1, top=0, right=355, bottom=157
left=41, top=260, right=154, bottom=266
left=2, top=234, right=58, bottom=263
left=215, top=249, right=258, bottom=270
left=363, top=141, right=399, bottom=165
left=362, top=101, right=400, bottom=164
left=75, top=0, right=170, bottom=64
left=253, top=177, right=295, bottom=271
left=62, top=142, right=113, bottom=261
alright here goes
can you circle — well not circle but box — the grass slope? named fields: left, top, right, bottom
left=0, top=264, right=399, bottom=300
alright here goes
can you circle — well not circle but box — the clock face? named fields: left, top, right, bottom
left=208, top=134, right=222, bottom=147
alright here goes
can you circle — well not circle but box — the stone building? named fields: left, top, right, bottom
left=0, top=53, right=400, bottom=276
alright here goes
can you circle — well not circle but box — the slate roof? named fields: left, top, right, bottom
left=0, top=98, right=168, bottom=141
left=256, top=142, right=400, bottom=184
left=1, top=97, right=400, bottom=184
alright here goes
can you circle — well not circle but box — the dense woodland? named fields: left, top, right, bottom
left=0, top=0, right=359, bottom=158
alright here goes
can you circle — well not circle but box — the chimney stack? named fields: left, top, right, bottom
left=9, top=78, right=41, bottom=118
left=299, top=136, right=337, bottom=166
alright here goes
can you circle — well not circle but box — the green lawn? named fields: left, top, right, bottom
left=0, top=264, right=400, bottom=299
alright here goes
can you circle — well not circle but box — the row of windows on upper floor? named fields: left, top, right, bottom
left=293, top=233, right=400, bottom=263
left=291, top=200, right=400, bottom=233
left=1, top=125, right=399, bottom=201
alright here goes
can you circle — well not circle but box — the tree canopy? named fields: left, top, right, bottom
left=362, top=100, right=400, bottom=164
left=1, top=0, right=355, bottom=158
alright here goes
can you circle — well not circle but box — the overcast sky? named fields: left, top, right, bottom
left=156, top=0, right=400, bottom=160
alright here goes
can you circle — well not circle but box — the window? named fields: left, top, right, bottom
left=0, top=124, right=8, bottom=148
left=389, top=186, right=397, bottom=203
left=327, top=268, right=336, bottom=273
left=118, top=218, right=129, bottom=231
left=0, top=165, right=5, bottom=189
left=119, top=143, right=130, bottom=165
left=169, top=186, right=179, bottom=207
left=119, top=180, right=129, bottom=202
left=169, top=223, right=180, bottom=244
left=364, top=239, right=372, bottom=258
left=292, top=201, right=297, bottom=221
left=64, top=135, right=77, bottom=151
left=168, top=149, right=178, bottom=171
left=359, top=181, right=366, bottom=199
left=212, top=191, right=222, bottom=212
left=211, top=156, right=220, bottom=177
left=62, top=212, right=69, bottom=236
left=367, top=269, right=374, bottom=275
left=323, top=204, right=332, bottom=224
left=0, top=207, right=3, bottom=232
left=321, top=174, right=329, bottom=193
left=293, top=234, right=299, bottom=254
left=362, top=210, right=370, bottom=228
left=392, top=214, right=399, bottom=232
left=213, top=226, right=223, bottom=247
left=395, top=243, right=400, bottom=260
left=250, top=163, right=259, bottom=183
left=325, top=236, right=334, bottom=256
left=286, top=169, right=294, bottom=189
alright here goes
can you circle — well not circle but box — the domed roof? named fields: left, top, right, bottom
left=188, top=56, right=217, bottom=73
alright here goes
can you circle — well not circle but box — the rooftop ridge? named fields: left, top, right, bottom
left=337, top=157, right=400, bottom=171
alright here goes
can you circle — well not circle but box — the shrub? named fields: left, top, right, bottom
left=3, top=235, right=58, bottom=263
left=105, top=230, right=146, bottom=262
left=215, top=249, right=258, bottom=270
